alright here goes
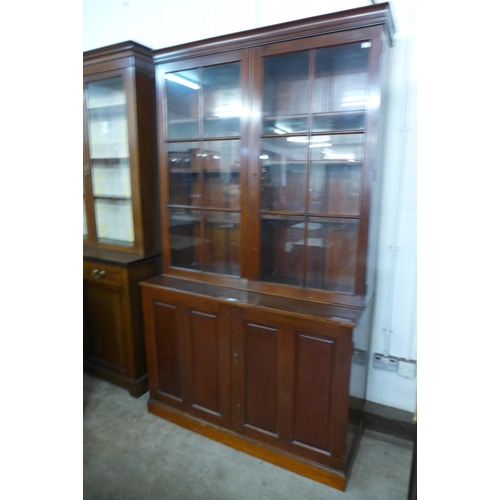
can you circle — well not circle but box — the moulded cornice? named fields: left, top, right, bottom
left=152, top=2, right=395, bottom=64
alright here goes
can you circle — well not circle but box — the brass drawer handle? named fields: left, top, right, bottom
left=90, top=268, right=106, bottom=279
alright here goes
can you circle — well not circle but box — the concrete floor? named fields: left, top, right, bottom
left=83, top=373, right=414, bottom=500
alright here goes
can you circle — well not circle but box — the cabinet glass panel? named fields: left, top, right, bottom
left=262, top=51, right=309, bottom=135
left=202, top=140, right=241, bottom=209
left=309, top=134, right=364, bottom=215
left=169, top=209, right=202, bottom=270
left=260, top=137, right=307, bottom=212
left=204, top=212, right=240, bottom=276
left=306, top=218, right=359, bottom=293
left=166, top=60, right=243, bottom=276
left=86, top=76, right=134, bottom=246
left=260, top=215, right=304, bottom=286
left=83, top=198, right=87, bottom=240
left=94, top=198, right=134, bottom=244
left=87, top=78, right=129, bottom=158
left=166, top=62, right=242, bottom=140
left=312, top=43, right=369, bottom=132
left=168, top=142, right=201, bottom=206
left=203, top=63, right=241, bottom=138
left=168, top=140, right=241, bottom=209
left=260, top=216, right=359, bottom=292
left=91, top=159, right=132, bottom=197
left=166, top=69, right=200, bottom=140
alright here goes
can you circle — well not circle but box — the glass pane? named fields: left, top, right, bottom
left=94, top=198, right=134, bottom=245
left=260, top=137, right=307, bottom=212
left=306, top=218, right=359, bottom=293
left=205, top=212, right=240, bottom=276
left=262, top=51, right=309, bottom=135
left=203, top=63, right=241, bottom=137
left=202, top=140, right=241, bottom=209
left=86, top=77, right=126, bottom=108
left=169, top=209, right=202, bottom=270
left=168, top=142, right=201, bottom=206
left=91, top=158, right=132, bottom=198
left=87, top=77, right=128, bottom=159
left=309, top=134, right=364, bottom=215
left=312, top=43, right=369, bottom=132
left=166, top=69, right=200, bottom=140
left=83, top=198, right=87, bottom=239
left=260, top=216, right=304, bottom=286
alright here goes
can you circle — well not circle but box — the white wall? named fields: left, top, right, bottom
left=83, top=0, right=417, bottom=413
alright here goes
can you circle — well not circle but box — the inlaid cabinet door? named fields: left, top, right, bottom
left=142, top=287, right=232, bottom=428
left=231, top=307, right=353, bottom=470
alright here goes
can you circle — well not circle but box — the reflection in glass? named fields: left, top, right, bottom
left=262, top=51, right=309, bottom=135
left=260, top=138, right=307, bottom=212
left=203, top=63, right=241, bottom=138
left=91, top=159, right=131, bottom=198
left=309, top=134, right=364, bottom=215
left=312, top=43, right=369, bottom=132
left=306, top=218, right=359, bottom=293
left=166, top=69, right=200, bottom=140
left=260, top=216, right=304, bottom=286
left=86, top=77, right=134, bottom=248
left=202, top=140, right=241, bottom=209
left=87, top=77, right=126, bottom=108
left=309, top=163, right=361, bottom=215
left=168, top=142, right=201, bottom=206
left=205, top=212, right=240, bottom=276
left=83, top=199, right=87, bottom=239
left=94, top=198, right=134, bottom=245
left=169, top=210, right=202, bottom=270
left=87, top=78, right=128, bottom=159
left=168, top=140, right=241, bottom=209
left=310, top=134, right=364, bottom=163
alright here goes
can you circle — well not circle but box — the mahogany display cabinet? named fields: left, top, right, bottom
left=83, top=42, right=161, bottom=397
left=140, top=3, right=395, bottom=490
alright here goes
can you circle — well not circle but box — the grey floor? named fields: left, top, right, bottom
left=83, top=372, right=414, bottom=500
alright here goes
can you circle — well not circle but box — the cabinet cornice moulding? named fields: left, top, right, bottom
left=83, top=40, right=154, bottom=71
left=152, top=2, right=395, bottom=64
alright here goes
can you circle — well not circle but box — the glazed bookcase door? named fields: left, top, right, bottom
left=253, top=34, right=379, bottom=299
left=83, top=69, right=137, bottom=253
left=158, top=51, right=249, bottom=278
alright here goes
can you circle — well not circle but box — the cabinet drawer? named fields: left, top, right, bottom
left=83, top=261, right=126, bottom=286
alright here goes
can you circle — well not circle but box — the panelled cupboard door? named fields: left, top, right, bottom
left=231, top=307, right=353, bottom=471
left=83, top=266, right=129, bottom=375
left=142, top=287, right=232, bottom=429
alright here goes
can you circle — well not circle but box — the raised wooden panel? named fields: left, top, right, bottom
left=244, top=322, right=279, bottom=435
left=84, top=284, right=126, bottom=372
left=153, top=301, right=182, bottom=399
left=191, top=310, right=220, bottom=414
left=293, top=333, right=336, bottom=453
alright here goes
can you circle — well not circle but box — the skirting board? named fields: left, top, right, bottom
left=364, top=401, right=416, bottom=441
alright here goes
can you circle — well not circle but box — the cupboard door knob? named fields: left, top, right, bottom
left=91, top=268, right=106, bottom=279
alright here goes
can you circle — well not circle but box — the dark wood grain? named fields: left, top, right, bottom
left=83, top=256, right=161, bottom=397
left=83, top=42, right=161, bottom=396
left=154, top=301, right=182, bottom=399
left=139, top=2, right=394, bottom=491
left=244, top=322, right=279, bottom=434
